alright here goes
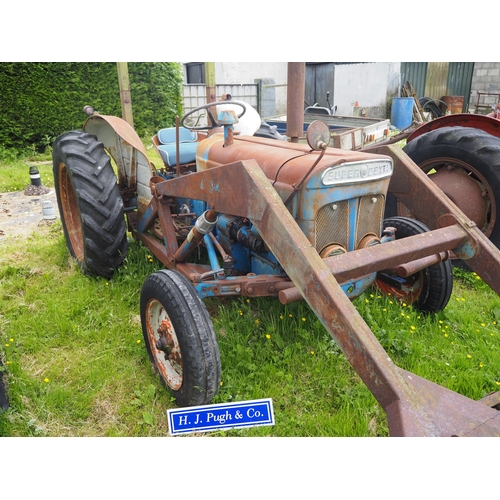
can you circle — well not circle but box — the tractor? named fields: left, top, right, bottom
left=51, top=96, right=500, bottom=436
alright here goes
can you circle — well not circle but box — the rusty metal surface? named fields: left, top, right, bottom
left=407, top=113, right=500, bottom=142
left=371, top=144, right=500, bottom=297
left=83, top=114, right=153, bottom=199
left=287, top=63, right=306, bottom=143
left=150, top=157, right=500, bottom=436
left=429, top=166, right=488, bottom=233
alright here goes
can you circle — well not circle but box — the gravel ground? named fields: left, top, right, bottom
left=0, top=185, right=59, bottom=240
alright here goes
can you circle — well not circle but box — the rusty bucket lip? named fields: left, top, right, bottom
left=387, top=369, right=500, bottom=437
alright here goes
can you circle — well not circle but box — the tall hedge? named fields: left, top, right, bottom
left=0, top=62, right=183, bottom=150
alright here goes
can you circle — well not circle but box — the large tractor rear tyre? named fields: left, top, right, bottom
left=376, top=217, right=453, bottom=313
left=391, top=127, right=500, bottom=250
left=52, top=130, right=128, bottom=279
left=140, top=270, right=221, bottom=407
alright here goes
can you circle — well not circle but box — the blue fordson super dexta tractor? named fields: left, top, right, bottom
left=51, top=93, right=500, bottom=436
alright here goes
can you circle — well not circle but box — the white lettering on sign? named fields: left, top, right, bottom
left=322, top=159, right=393, bottom=186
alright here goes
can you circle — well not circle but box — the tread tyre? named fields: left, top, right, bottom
left=52, top=130, right=128, bottom=279
left=376, top=217, right=453, bottom=313
left=400, top=127, right=500, bottom=248
left=140, top=270, right=221, bottom=407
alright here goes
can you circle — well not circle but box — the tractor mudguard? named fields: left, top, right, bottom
left=83, top=113, right=155, bottom=210
left=407, top=113, right=500, bottom=143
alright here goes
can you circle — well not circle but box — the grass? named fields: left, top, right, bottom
left=1, top=146, right=499, bottom=437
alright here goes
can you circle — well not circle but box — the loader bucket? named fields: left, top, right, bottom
left=154, top=152, right=500, bottom=436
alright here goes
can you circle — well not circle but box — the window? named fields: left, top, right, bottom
left=185, top=63, right=205, bottom=84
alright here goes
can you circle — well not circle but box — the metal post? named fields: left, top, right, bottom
left=287, top=63, right=305, bottom=143
left=116, top=62, right=134, bottom=127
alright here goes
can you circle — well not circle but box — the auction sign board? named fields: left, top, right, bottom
left=167, top=398, right=275, bottom=435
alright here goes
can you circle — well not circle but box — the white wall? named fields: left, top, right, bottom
left=334, top=62, right=401, bottom=116
left=215, top=62, right=288, bottom=116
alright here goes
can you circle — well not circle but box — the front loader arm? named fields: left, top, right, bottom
left=155, top=159, right=500, bottom=436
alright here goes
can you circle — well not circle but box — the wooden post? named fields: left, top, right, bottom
left=117, top=62, right=134, bottom=127
left=205, top=62, right=216, bottom=103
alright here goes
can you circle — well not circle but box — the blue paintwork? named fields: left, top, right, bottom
left=203, top=233, right=221, bottom=272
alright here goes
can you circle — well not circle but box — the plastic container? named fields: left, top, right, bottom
left=42, top=200, right=56, bottom=219
left=391, top=97, right=414, bottom=130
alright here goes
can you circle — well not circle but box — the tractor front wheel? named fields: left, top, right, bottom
left=140, top=270, right=221, bottom=407
left=375, top=217, right=453, bottom=313
left=52, top=130, right=128, bottom=278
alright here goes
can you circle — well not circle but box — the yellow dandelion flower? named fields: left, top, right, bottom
left=387, top=292, right=392, bottom=296
left=402, top=303, right=407, bottom=307
left=479, top=362, right=484, bottom=368
left=410, top=326, right=416, bottom=331
left=255, top=319, right=260, bottom=324
left=106, top=282, right=109, bottom=286
left=266, top=334, right=271, bottom=339
left=310, top=351, right=315, bottom=355
left=497, top=382, right=500, bottom=386
left=382, top=308, right=387, bottom=312
left=246, top=299, right=250, bottom=303
left=444, top=333, right=448, bottom=338
left=481, top=323, right=485, bottom=327
left=5, top=343, right=9, bottom=347
left=461, top=298, right=465, bottom=301
left=44, top=378, right=49, bottom=383
left=389, top=301, right=393, bottom=305
left=289, top=313, right=293, bottom=318
left=9, top=338, right=13, bottom=342
left=401, top=312, right=405, bottom=317
left=239, top=310, right=243, bottom=316
left=467, top=354, right=472, bottom=359
left=365, top=299, right=369, bottom=303
left=6, top=361, right=12, bottom=365
left=302, top=317, right=306, bottom=322
left=280, top=315, right=284, bottom=320
left=439, top=320, right=443, bottom=324
left=370, top=294, right=374, bottom=298
left=137, top=339, right=141, bottom=344
left=220, top=381, right=223, bottom=386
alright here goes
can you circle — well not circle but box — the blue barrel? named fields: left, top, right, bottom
left=391, top=97, right=414, bottom=130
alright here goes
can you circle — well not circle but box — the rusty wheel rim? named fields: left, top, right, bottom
left=58, top=162, right=85, bottom=261
left=398, top=157, right=495, bottom=238
left=376, top=272, right=424, bottom=305
left=145, top=298, right=183, bottom=390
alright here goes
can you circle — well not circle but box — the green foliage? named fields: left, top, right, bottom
left=0, top=62, right=183, bottom=151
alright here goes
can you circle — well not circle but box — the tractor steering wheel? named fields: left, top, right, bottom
left=180, top=101, right=247, bottom=131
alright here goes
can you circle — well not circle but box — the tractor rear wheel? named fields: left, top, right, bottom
left=396, top=127, right=500, bottom=249
left=52, top=130, right=128, bottom=279
left=140, top=270, right=221, bottom=407
left=375, top=217, right=453, bottom=313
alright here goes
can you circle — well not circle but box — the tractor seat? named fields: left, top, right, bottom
left=154, top=127, right=198, bottom=167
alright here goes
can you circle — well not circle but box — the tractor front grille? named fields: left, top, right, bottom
left=315, top=200, right=349, bottom=253
left=315, top=195, right=385, bottom=252
left=356, top=194, right=385, bottom=247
